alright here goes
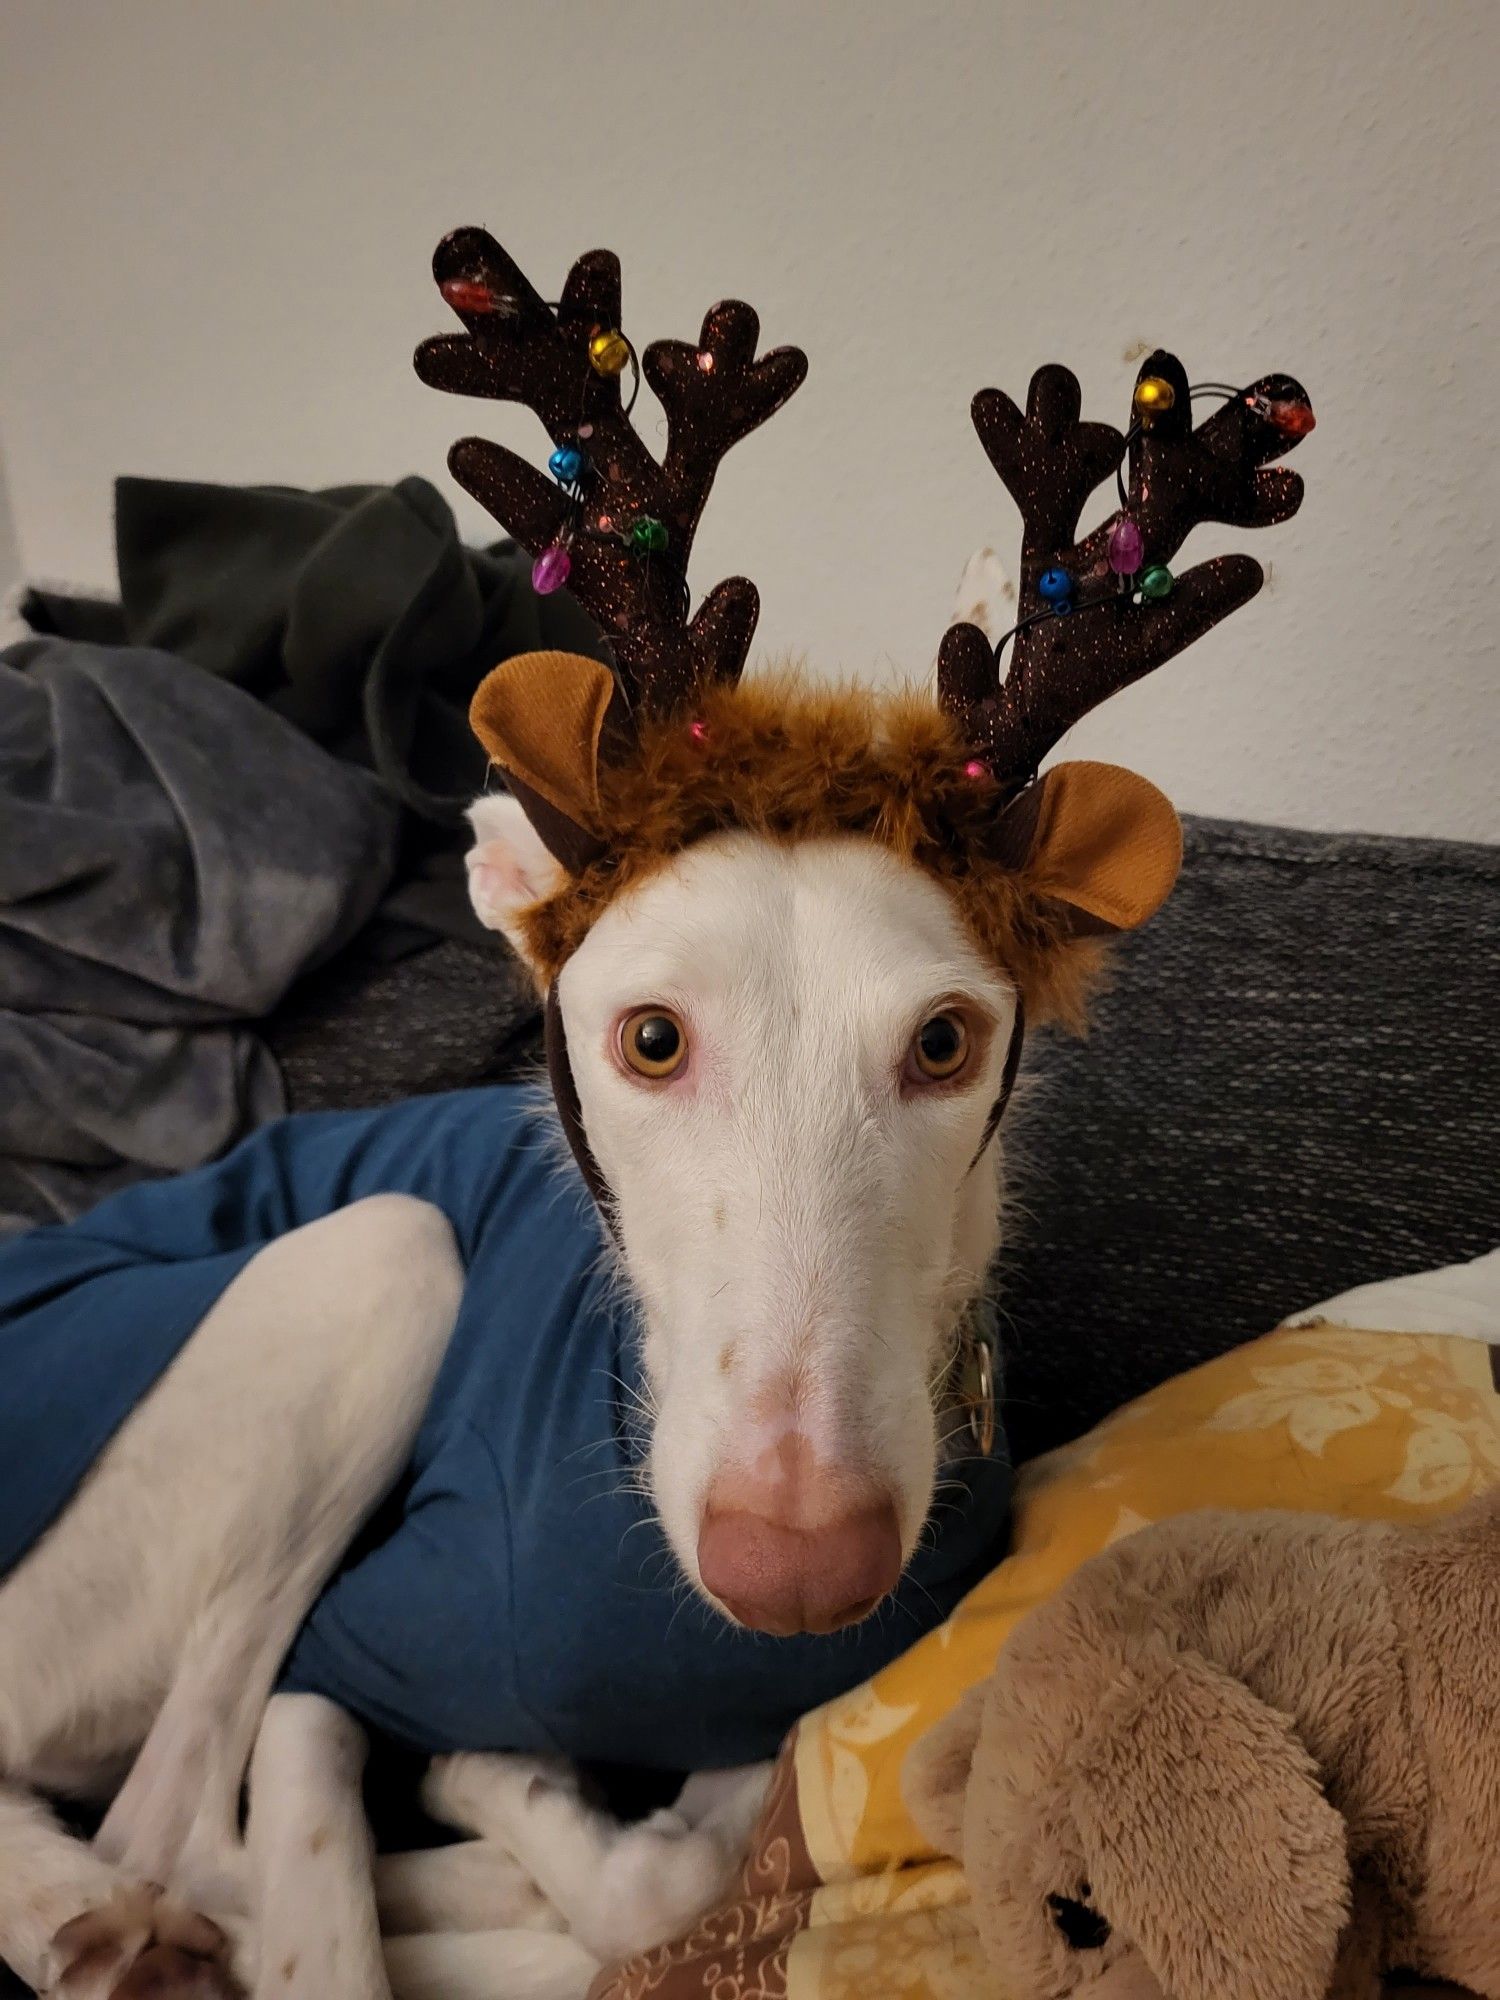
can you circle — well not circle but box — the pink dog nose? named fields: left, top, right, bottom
left=697, top=1434, right=903, bottom=1635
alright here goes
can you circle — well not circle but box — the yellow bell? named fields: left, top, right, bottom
left=1133, top=375, right=1176, bottom=426
left=588, top=328, right=631, bottom=377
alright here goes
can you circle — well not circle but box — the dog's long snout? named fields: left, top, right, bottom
left=697, top=1432, right=902, bottom=1635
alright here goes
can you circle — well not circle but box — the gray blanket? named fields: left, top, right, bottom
left=2, top=472, right=615, bottom=1235
left=0, top=639, right=398, bottom=1234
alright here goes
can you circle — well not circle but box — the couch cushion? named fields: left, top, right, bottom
left=997, top=815, right=1500, bottom=1460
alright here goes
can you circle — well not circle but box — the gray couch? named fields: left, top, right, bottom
left=995, top=814, right=1498, bottom=1460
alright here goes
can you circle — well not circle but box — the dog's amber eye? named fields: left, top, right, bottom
left=621, top=1009, right=689, bottom=1079
left=1047, top=1893, right=1111, bottom=1952
left=911, top=1011, right=970, bottom=1081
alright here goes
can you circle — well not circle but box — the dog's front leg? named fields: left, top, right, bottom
left=375, top=1839, right=559, bottom=1938
left=381, top=1929, right=600, bottom=2000
left=366, top=1758, right=772, bottom=2000
left=0, top=1781, right=240, bottom=1999
left=244, top=1693, right=388, bottom=2000
left=416, top=1754, right=770, bottom=1966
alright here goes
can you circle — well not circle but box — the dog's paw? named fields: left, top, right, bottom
left=48, top=1884, right=242, bottom=1999
left=421, top=1750, right=580, bottom=1839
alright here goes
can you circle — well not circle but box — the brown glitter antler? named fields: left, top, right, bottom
left=939, top=349, right=1313, bottom=798
left=415, top=228, right=808, bottom=717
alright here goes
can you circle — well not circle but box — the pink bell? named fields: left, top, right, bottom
left=1107, top=517, right=1144, bottom=575
left=531, top=545, right=572, bottom=595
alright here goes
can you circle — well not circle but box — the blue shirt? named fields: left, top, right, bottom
left=0, top=1087, right=1012, bottom=1768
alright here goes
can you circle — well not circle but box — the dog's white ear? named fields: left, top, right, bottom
left=466, top=793, right=566, bottom=960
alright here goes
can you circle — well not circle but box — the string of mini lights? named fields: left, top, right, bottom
left=441, top=274, right=1318, bottom=644
left=439, top=275, right=671, bottom=600
left=984, top=371, right=1316, bottom=668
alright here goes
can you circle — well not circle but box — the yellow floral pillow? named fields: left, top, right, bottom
left=593, top=1321, right=1500, bottom=2000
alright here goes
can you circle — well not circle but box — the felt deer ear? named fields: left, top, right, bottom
left=1071, top=1646, right=1350, bottom=2000
left=469, top=651, right=624, bottom=874
left=996, top=761, right=1182, bottom=935
left=902, top=1682, right=988, bottom=1861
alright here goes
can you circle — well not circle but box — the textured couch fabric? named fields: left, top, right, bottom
left=264, top=923, right=542, bottom=1112
left=996, top=815, right=1500, bottom=1461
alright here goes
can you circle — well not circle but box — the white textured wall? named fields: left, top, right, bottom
left=2, top=0, right=1494, bottom=839
left=0, top=448, right=20, bottom=601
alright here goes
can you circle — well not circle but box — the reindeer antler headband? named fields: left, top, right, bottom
left=418, top=227, right=1312, bottom=1184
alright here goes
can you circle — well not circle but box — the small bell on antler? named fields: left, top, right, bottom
left=1133, top=375, right=1176, bottom=425
left=630, top=516, right=670, bottom=554
left=588, top=328, right=632, bottom=376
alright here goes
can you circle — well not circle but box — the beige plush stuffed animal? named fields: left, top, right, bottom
left=904, top=1495, right=1500, bottom=2000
